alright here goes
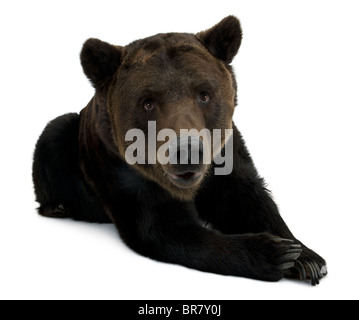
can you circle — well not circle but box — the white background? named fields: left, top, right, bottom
left=1, top=0, right=358, bottom=300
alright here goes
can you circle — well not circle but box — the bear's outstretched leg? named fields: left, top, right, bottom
left=97, top=181, right=303, bottom=282
left=32, top=113, right=110, bottom=223
left=196, top=127, right=327, bottom=285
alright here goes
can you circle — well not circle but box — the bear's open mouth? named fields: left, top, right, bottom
left=168, top=171, right=202, bottom=187
left=172, top=171, right=200, bottom=180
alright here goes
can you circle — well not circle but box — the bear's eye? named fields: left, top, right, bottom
left=199, top=93, right=210, bottom=103
left=144, top=101, right=155, bottom=111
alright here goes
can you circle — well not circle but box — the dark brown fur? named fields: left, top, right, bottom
left=33, top=16, right=327, bottom=285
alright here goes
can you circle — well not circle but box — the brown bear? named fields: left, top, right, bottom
left=32, top=16, right=327, bottom=285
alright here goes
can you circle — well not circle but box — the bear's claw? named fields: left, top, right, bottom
left=276, top=239, right=302, bottom=270
left=306, top=261, right=325, bottom=285
left=291, top=259, right=327, bottom=286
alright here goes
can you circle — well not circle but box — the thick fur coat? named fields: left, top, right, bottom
left=33, top=16, right=327, bottom=285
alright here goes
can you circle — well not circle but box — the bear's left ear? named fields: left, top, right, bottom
left=80, top=38, right=123, bottom=91
left=196, top=16, right=242, bottom=64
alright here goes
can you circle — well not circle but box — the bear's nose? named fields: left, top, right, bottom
left=168, top=136, right=204, bottom=166
left=166, top=136, right=206, bottom=186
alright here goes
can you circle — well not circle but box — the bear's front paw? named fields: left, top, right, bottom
left=244, top=234, right=302, bottom=282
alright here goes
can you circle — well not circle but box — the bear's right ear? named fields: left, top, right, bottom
left=80, top=38, right=123, bottom=91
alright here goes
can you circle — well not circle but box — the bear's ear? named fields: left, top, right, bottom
left=80, top=38, right=123, bottom=91
left=196, top=16, right=242, bottom=64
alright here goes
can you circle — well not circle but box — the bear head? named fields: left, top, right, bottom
left=80, top=16, right=242, bottom=201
